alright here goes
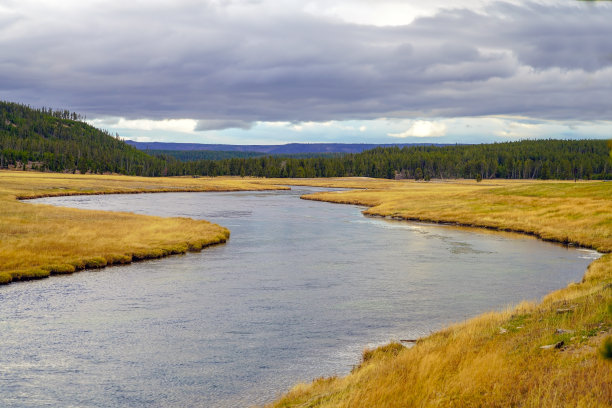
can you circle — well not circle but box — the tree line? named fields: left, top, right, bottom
left=153, top=139, right=611, bottom=180
left=1, top=101, right=610, bottom=180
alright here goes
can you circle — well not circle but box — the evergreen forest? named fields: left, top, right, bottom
left=1, top=101, right=610, bottom=180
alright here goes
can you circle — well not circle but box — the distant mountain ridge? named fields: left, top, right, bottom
left=126, top=141, right=449, bottom=154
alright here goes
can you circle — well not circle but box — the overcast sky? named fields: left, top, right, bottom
left=1, top=0, right=611, bottom=144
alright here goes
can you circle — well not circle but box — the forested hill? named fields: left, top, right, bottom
left=0, top=101, right=610, bottom=180
left=0, top=101, right=169, bottom=175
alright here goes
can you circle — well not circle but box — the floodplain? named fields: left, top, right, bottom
left=0, top=171, right=610, bottom=407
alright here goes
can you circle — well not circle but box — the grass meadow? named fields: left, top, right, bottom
left=265, top=179, right=612, bottom=407
left=0, top=171, right=286, bottom=284
left=1, top=171, right=610, bottom=406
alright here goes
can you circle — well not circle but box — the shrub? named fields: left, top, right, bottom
left=70, top=259, right=87, bottom=270
left=85, top=257, right=107, bottom=268
left=47, top=264, right=76, bottom=275
left=188, top=240, right=203, bottom=251
left=148, top=249, right=165, bottom=258
left=361, top=342, right=404, bottom=364
left=105, top=254, right=132, bottom=265
left=133, top=248, right=165, bottom=260
left=0, top=272, right=12, bottom=284
left=167, top=244, right=188, bottom=254
left=600, top=336, right=612, bottom=360
left=15, top=269, right=51, bottom=280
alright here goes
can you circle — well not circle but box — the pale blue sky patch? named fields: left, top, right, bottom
left=105, top=117, right=612, bottom=145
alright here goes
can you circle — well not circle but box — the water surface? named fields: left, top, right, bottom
left=1, top=187, right=598, bottom=407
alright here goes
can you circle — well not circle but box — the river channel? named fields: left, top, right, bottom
left=1, top=187, right=598, bottom=407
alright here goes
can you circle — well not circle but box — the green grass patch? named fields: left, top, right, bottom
left=12, top=268, right=50, bottom=281
left=84, top=257, right=107, bottom=268
left=105, top=253, right=133, bottom=265
left=0, top=272, right=12, bottom=284
left=45, top=264, right=76, bottom=275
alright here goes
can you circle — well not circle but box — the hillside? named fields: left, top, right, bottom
left=0, top=101, right=170, bottom=176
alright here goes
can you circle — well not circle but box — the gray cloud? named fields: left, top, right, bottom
left=0, top=1, right=611, bottom=123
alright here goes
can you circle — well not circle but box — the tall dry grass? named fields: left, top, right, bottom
left=302, top=180, right=612, bottom=252
left=268, top=179, right=612, bottom=408
left=0, top=171, right=286, bottom=284
left=2, top=172, right=610, bottom=405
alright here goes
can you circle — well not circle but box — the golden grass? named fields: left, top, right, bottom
left=266, top=178, right=612, bottom=408
left=301, top=179, right=612, bottom=252
left=0, top=171, right=287, bottom=284
left=1, top=172, right=610, bottom=406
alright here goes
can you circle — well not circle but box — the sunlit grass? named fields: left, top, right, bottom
left=2, top=171, right=611, bottom=406
left=0, top=171, right=286, bottom=285
left=301, top=179, right=612, bottom=252
left=266, top=178, right=612, bottom=408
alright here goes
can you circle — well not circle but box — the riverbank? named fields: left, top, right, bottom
left=0, top=171, right=287, bottom=285
left=267, top=179, right=612, bottom=407
left=2, top=172, right=610, bottom=405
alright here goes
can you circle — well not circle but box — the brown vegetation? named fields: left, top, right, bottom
left=0, top=171, right=286, bottom=285
left=1, top=172, right=610, bottom=406
left=268, top=178, right=612, bottom=408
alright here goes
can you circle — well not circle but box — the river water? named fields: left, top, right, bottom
left=1, top=187, right=598, bottom=407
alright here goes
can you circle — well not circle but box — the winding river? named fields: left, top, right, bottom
left=1, top=187, right=598, bottom=407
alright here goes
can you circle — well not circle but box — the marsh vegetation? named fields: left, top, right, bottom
left=0, top=171, right=286, bottom=285
left=267, top=179, right=612, bottom=408
left=6, top=184, right=598, bottom=407
left=0, top=171, right=610, bottom=406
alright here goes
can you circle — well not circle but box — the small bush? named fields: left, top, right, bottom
left=15, top=269, right=50, bottom=280
left=85, top=257, right=107, bottom=268
left=167, top=244, right=188, bottom=254
left=362, top=342, right=405, bottom=364
left=133, top=248, right=165, bottom=260
left=47, top=264, right=76, bottom=275
left=30, top=269, right=51, bottom=279
left=105, top=254, right=132, bottom=265
left=70, top=259, right=86, bottom=270
left=0, top=272, right=12, bottom=284
left=131, top=251, right=147, bottom=261
left=188, top=240, right=203, bottom=251
left=600, top=336, right=612, bottom=360
left=148, top=249, right=165, bottom=259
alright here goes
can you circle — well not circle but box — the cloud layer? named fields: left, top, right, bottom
left=389, top=121, right=448, bottom=138
left=1, top=0, right=611, bottom=128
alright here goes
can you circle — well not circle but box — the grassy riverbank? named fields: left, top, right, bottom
left=2, top=172, right=610, bottom=405
left=0, top=171, right=286, bottom=285
left=267, top=179, right=612, bottom=407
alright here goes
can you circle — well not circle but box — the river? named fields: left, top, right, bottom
left=0, top=187, right=598, bottom=407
